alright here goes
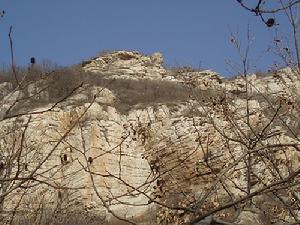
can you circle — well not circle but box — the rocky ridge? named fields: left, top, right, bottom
left=0, top=51, right=300, bottom=225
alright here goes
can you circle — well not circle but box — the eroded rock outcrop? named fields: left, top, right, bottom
left=1, top=51, right=300, bottom=225
left=82, top=51, right=166, bottom=80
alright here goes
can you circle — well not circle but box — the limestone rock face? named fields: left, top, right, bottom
left=82, top=51, right=166, bottom=80
left=0, top=82, right=13, bottom=98
left=1, top=51, right=300, bottom=225
left=82, top=51, right=224, bottom=90
left=227, top=67, right=300, bottom=97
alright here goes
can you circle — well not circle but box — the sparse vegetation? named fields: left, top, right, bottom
left=1, top=1, right=300, bottom=224
left=1, top=64, right=224, bottom=115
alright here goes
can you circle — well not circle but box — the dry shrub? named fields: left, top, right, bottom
left=6, top=211, right=105, bottom=225
left=1, top=64, right=223, bottom=115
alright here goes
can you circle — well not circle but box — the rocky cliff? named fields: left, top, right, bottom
left=0, top=51, right=300, bottom=225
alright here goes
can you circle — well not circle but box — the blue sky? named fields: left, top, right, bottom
left=0, top=1, right=295, bottom=76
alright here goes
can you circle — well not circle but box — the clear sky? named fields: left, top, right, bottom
left=0, top=1, right=295, bottom=76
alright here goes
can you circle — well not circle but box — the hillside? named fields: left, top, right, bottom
left=0, top=51, right=300, bottom=225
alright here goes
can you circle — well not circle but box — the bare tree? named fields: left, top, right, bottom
left=1, top=2, right=300, bottom=225
left=235, top=0, right=300, bottom=72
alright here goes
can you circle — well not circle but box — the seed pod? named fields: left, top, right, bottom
left=266, top=18, right=275, bottom=27
left=30, top=57, right=36, bottom=64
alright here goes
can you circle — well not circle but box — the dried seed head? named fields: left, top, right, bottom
left=266, top=18, right=275, bottom=27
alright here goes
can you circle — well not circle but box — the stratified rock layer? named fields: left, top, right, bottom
left=1, top=51, right=300, bottom=225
